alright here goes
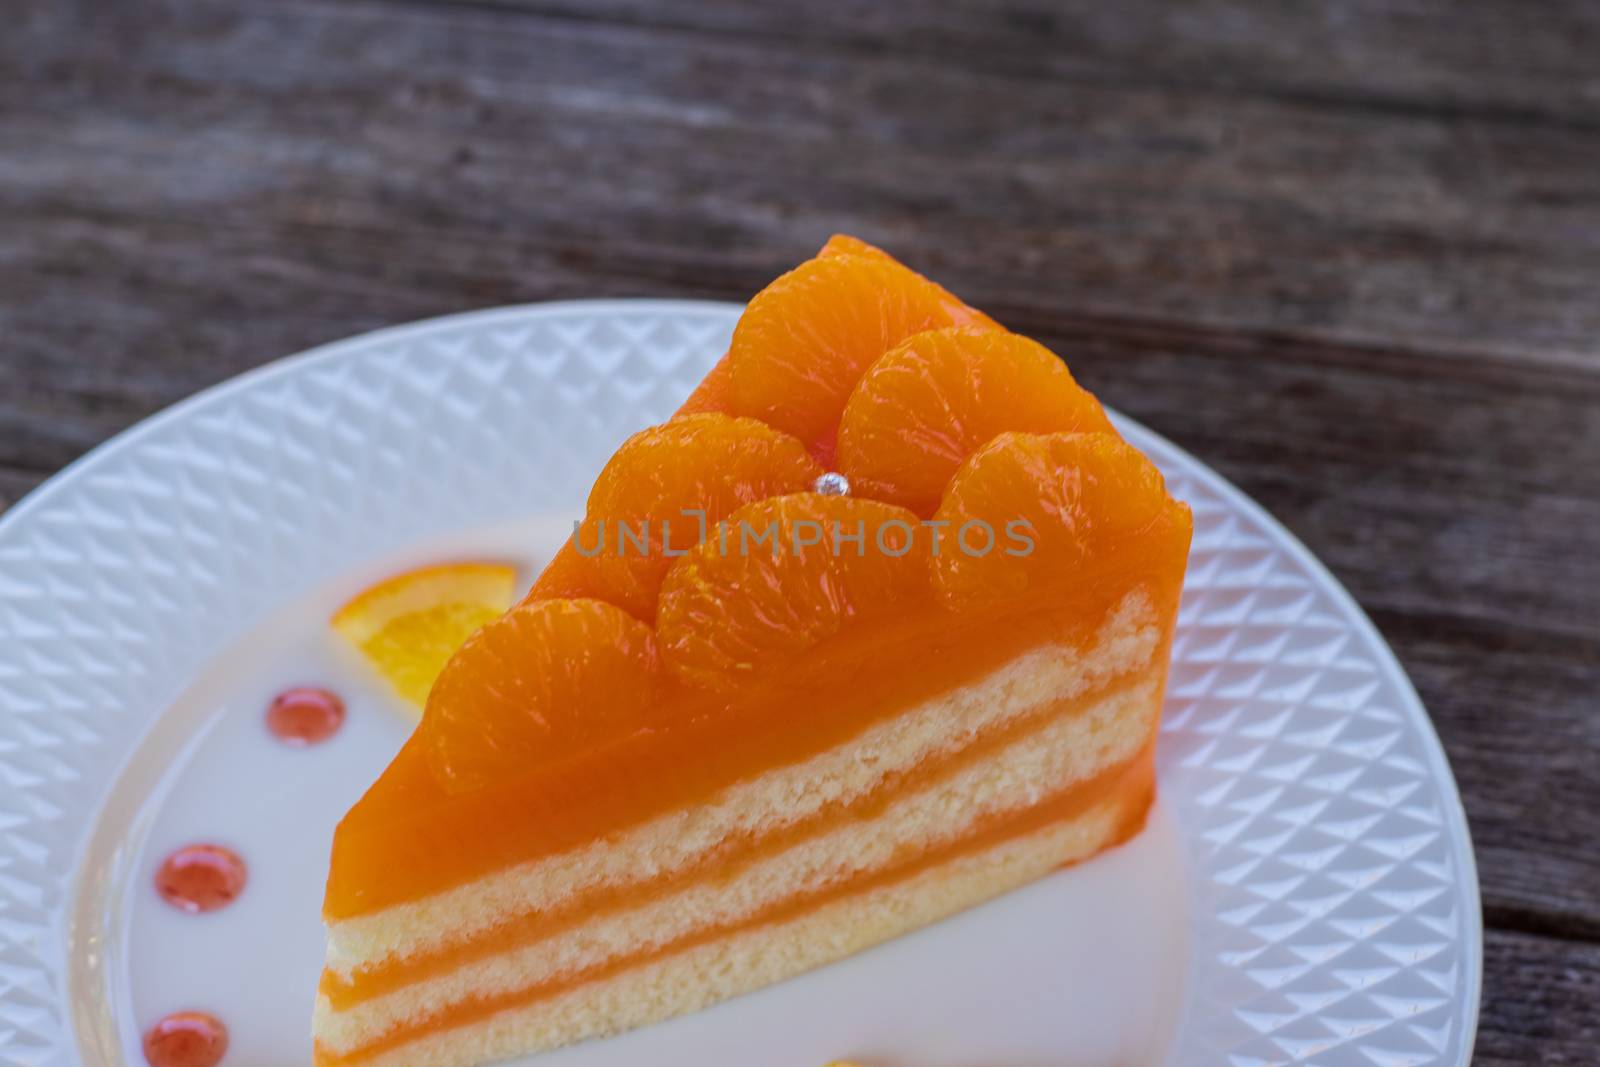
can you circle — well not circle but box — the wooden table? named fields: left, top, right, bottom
left=3, top=2, right=1597, bottom=1062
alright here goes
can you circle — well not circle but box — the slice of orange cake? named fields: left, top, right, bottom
left=314, top=236, right=1192, bottom=1067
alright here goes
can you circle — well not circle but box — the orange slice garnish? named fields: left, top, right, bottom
left=331, top=562, right=518, bottom=712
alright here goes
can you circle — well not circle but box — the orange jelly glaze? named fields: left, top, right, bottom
left=323, top=520, right=1189, bottom=921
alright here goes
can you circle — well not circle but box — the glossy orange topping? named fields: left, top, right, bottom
left=324, top=235, right=1191, bottom=923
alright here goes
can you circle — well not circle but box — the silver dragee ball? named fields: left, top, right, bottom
left=813, top=472, right=851, bottom=497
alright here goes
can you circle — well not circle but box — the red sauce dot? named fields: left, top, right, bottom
left=266, top=686, right=345, bottom=746
left=143, top=1011, right=228, bottom=1067
left=155, top=845, right=247, bottom=914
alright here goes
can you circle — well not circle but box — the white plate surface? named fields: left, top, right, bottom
left=0, top=301, right=1480, bottom=1067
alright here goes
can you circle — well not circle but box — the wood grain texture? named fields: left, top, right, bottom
left=1478, top=930, right=1600, bottom=1066
left=2, top=0, right=1598, bottom=1061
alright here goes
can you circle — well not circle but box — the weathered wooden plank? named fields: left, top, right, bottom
left=1477, top=928, right=1600, bottom=1065
left=1, top=1, right=1597, bottom=1058
left=0, top=467, right=47, bottom=513
left=393, top=0, right=1600, bottom=127
left=2, top=0, right=1599, bottom=370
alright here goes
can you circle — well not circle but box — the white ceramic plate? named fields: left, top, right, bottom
left=0, top=301, right=1481, bottom=1067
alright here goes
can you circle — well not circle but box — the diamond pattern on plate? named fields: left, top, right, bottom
left=1149, top=453, right=1477, bottom=1067
left=0, top=300, right=1477, bottom=1067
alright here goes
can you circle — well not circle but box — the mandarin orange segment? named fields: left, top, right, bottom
left=674, top=232, right=904, bottom=420
left=657, top=493, right=929, bottom=691
left=522, top=541, right=600, bottom=604
left=837, top=326, right=1114, bottom=515
left=673, top=352, right=733, bottom=417
left=562, top=414, right=823, bottom=620
left=818, top=233, right=889, bottom=260
left=931, top=431, right=1175, bottom=606
left=422, top=598, right=660, bottom=792
left=728, top=248, right=997, bottom=456
left=815, top=235, right=998, bottom=334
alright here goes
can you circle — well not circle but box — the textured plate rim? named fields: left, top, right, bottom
left=1124, top=412, right=1483, bottom=1066
left=0, top=298, right=1482, bottom=1066
left=0, top=300, right=739, bottom=541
